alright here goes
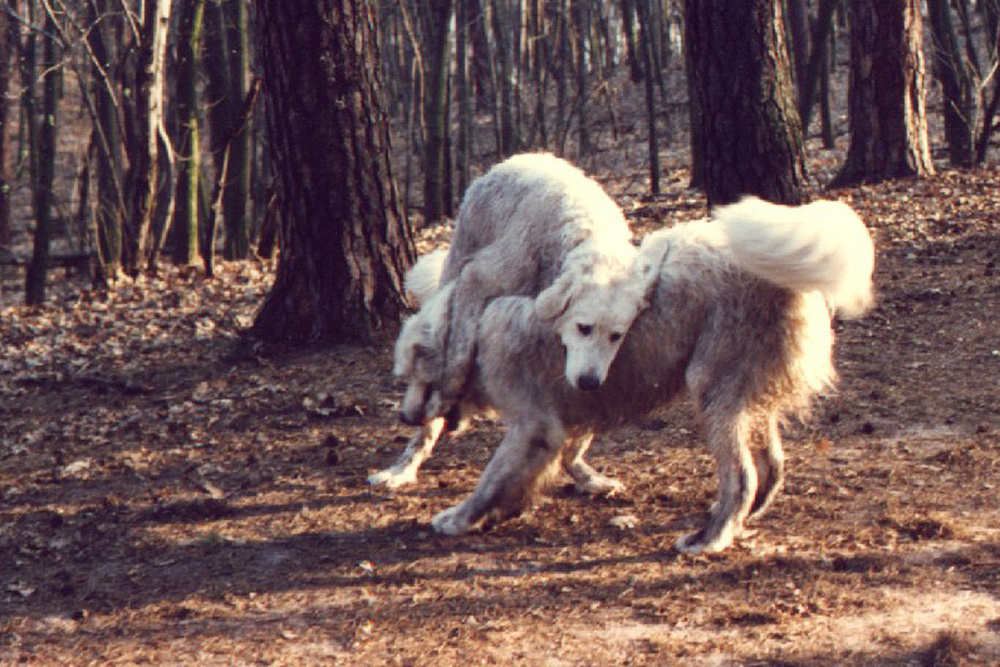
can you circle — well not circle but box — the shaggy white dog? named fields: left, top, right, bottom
left=371, top=153, right=643, bottom=491
left=395, top=153, right=644, bottom=425
left=428, top=196, right=875, bottom=555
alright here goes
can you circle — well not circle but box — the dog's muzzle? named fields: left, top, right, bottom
left=399, top=409, right=424, bottom=427
left=575, top=374, right=601, bottom=391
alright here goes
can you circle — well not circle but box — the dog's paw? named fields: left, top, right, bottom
left=574, top=474, right=626, bottom=497
left=367, top=467, right=417, bottom=489
left=674, top=523, right=736, bottom=555
left=431, top=506, right=471, bottom=535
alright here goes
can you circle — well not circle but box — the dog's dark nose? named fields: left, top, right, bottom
left=576, top=374, right=601, bottom=391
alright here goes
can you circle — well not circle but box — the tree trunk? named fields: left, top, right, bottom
left=492, top=0, right=517, bottom=157
left=572, top=0, right=590, bottom=157
left=172, top=0, right=205, bottom=267
left=797, top=0, right=839, bottom=135
left=455, top=0, right=472, bottom=198
left=785, top=0, right=809, bottom=91
left=25, top=9, right=59, bottom=305
left=820, top=24, right=835, bottom=148
left=833, top=0, right=934, bottom=186
left=684, top=0, right=806, bottom=206
left=0, top=1, right=12, bottom=253
left=620, top=0, right=643, bottom=82
left=87, top=0, right=125, bottom=283
left=927, top=0, right=979, bottom=167
left=124, top=0, right=172, bottom=274
left=222, top=0, right=251, bottom=259
left=252, top=0, right=415, bottom=345
left=636, top=0, right=659, bottom=194
left=421, top=0, right=454, bottom=225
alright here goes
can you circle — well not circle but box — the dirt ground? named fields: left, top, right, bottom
left=4, top=143, right=1000, bottom=663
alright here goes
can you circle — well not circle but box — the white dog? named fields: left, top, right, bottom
left=429, top=196, right=875, bottom=555
left=396, top=153, right=645, bottom=425
left=371, top=153, right=644, bottom=491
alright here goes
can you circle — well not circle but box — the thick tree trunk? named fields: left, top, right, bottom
left=684, top=0, right=806, bottom=206
left=252, top=0, right=414, bottom=345
left=833, top=0, right=934, bottom=186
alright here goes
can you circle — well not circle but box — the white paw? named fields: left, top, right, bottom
left=367, top=467, right=417, bottom=489
left=674, top=524, right=735, bottom=555
left=431, top=505, right=470, bottom=535
left=575, top=475, right=626, bottom=497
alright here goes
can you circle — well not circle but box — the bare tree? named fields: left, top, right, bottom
left=171, top=0, right=205, bottom=267
left=833, top=0, right=934, bottom=186
left=927, top=0, right=1000, bottom=166
left=25, top=6, right=60, bottom=304
left=0, top=0, right=13, bottom=255
left=251, top=0, right=414, bottom=345
left=124, top=0, right=173, bottom=274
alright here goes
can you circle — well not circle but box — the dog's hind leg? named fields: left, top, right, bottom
left=368, top=417, right=447, bottom=489
left=748, top=413, right=784, bottom=521
left=432, top=419, right=563, bottom=535
left=675, top=412, right=758, bottom=555
left=561, top=433, right=625, bottom=496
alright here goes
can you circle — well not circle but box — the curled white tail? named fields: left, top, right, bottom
left=404, top=248, right=449, bottom=305
left=715, top=196, right=875, bottom=318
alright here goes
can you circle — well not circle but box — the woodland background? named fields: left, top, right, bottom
left=2, top=1, right=1000, bottom=665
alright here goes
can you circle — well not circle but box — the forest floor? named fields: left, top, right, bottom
left=3, top=143, right=1000, bottom=665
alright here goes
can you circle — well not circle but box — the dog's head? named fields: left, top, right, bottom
left=393, top=283, right=453, bottom=426
left=535, top=257, right=656, bottom=391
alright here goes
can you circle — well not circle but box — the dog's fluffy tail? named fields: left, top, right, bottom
left=404, top=248, right=448, bottom=305
left=715, top=196, right=875, bottom=318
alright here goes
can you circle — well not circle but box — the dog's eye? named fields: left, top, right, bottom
left=609, top=332, right=623, bottom=343
left=577, top=324, right=593, bottom=336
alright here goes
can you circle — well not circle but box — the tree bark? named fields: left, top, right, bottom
left=124, top=0, right=172, bottom=274
left=87, top=0, right=125, bottom=283
left=171, top=0, right=205, bottom=267
left=684, top=0, right=806, bottom=206
left=636, top=0, right=659, bottom=194
left=222, top=0, right=251, bottom=259
left=252, top=0, right=415, bottom=345
left=927, top=0, right=979, bottom=167
left=25, top=10, right=59, bottom=305
left=833, top=0, right=934, bottom=186
left=420, top=0, right=454, bottom=225
left=0, top=1, right=12, bottom=253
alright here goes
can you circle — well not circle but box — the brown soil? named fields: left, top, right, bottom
left=3, top=155, right=1000, bottom=664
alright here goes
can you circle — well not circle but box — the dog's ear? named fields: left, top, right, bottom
left=535, top=271, right=576, bottom=321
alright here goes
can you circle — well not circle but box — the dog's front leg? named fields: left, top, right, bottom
left=675, top=415, right=757, bottom=555
left=368, top=417, right=447, bottom=489
left=561, top=433, right=625, bottom=496
left=432, top=419, right=564, bottom=535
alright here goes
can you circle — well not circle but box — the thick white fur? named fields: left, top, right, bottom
left=429, top=198, right=875, bottom=555
left=404, top=248, right=449, bottom=304
left=373, top=153, right=637, bottom=493
left=394, top=153, right=641, bottom=425
left=714, top=196, right=875, bottom=318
